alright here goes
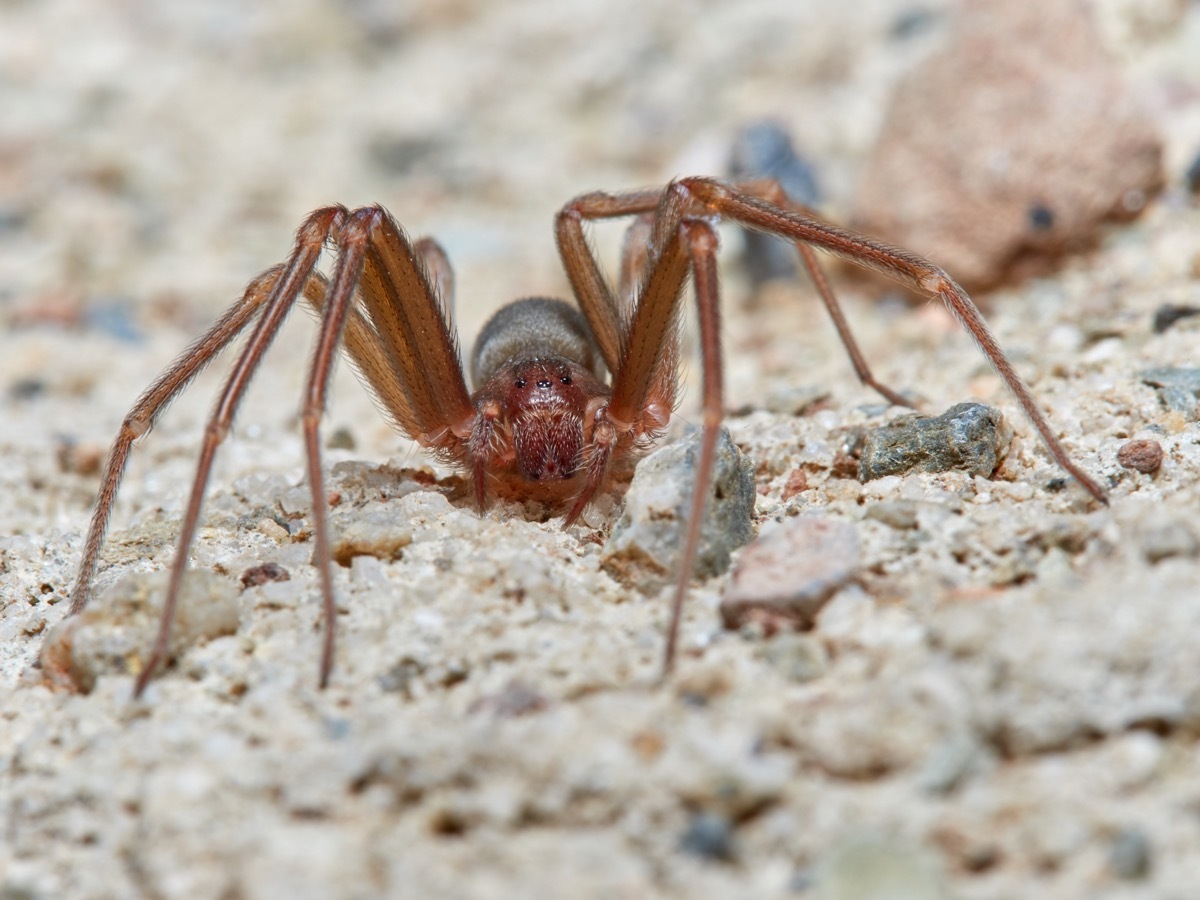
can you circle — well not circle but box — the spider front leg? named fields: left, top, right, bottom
left=259, top=208, right=476, bottom=692
left=557, top=184, right=731, bottom=674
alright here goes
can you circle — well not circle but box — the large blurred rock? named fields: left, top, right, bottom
left=856, top=0, right=1163, bottom=290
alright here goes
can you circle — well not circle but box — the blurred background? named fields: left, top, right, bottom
left=0, top=0, right=955, bottom=314
left=1, top=0, right=1197, bottom=503
left=3, top=0, right=1197, bottom=539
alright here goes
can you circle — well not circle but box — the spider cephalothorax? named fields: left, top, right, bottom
left=465, top=298, right=615, bottom=505
left=64, top=177, right=1106, bottom=696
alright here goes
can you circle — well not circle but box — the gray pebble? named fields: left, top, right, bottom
left=763, top=384, right=831, bottom=416
left=728, top=119, right=820, bottom=288
left=326, top=426, right=357, bottom=450
left=815, top=835, right=948, bottom=900
left=916, top=733, right=983, bottom=795
left=763, top=632, right=829, bottom=682
left=329, top=501, right=414, bottom=566
left=679, top=812, right=736, bottom=862
left=1159, top=386, right=1194, bottom=416
left=865, top=499, right=920, bottom=530
left=1139, top=367, right=1200, bottom=394
left=859, top=402, right=1011, bottom=482
left=1109, top=828, right=1152, bottom=880
left=601, top=427, right=755, bottom=593
left=1140, top=368, right=1200, bottom=416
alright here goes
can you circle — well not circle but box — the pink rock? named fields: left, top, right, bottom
left=720, top=517, right=859, bottom=631
left=855, top=0, right=1163, bottom=290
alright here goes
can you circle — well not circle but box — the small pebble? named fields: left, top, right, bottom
left=601, top=428, right=755, bottom=593
left=39, top=571, right=239, bottom=693
left=240, top=562, right=291, bottom=588
left=1109, top=828, right=1152, bottom=880
left=815, top=834, right=948, bottom=900
left=8, top=377, right=46, bottom=401
left=326, top=426, right=357, bottom=450
left=468, top=680, right=548, bottom=718
left=54, top=438, right=105, bottom=476
left=258, top=518, right=291, bottom=542
left=864, top=499, right=919, bottom=530
left=917, top=733, right=982, bottom=795
left=859, top=403, right=1011, bottom=482
left=377, top=657, right=425, bottom=696
left=679, top=812, right=736, bottom=862
left=720, top=517, right=860, bottom=631
left=329, top=502, right=414, bottom=566
left=1116, top=439, right=1163, bottom=474
left=1140, top=368, right=1200, bottom=416
left=763, top=633, right=829, bottom=682
left=781, top=468, right=809, bottom=501
left=1151, top=304, right=1200, bottom=334
left=1186, top=150, right=1200, bottom=195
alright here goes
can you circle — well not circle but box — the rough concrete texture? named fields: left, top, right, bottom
left=4, top=1, right=1200, bottom=898
left=39, top=570, right=240, bottom=694
left=856, top=0, right=1165, bottom=290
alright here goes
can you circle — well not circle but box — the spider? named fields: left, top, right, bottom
left=64, top=177, right=1106, bottom=697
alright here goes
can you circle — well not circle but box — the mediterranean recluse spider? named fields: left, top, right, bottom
left=65, top=177, right=1107, bottom=697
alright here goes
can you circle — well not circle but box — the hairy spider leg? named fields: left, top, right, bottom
left=67, top=270, right=281, bottom=619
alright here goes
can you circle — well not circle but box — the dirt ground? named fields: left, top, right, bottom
left=4, top=1, right=1200, bottom=897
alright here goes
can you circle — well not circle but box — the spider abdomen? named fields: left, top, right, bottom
left=470, top=297, right=607, bottom=389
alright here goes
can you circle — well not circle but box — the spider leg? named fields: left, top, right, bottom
left=414, top=236, right=456, bottom=336
left=352, top=211, right=474, bottom=446
left=679, top=177, right=1107, bottom=505
left=299, top=209, right=376, bottom=688
left=299, top=227, right=472, bottom=456
left=134, top=206, right=346, bottom=697
left=729, top=178, right=915, bottom=409
left=794, top=241, right=913, bottom=409
left=297, top=211, right=474, bottom=688
left=275, top=209, right=476, bottom=688
left=67, top=268, right=281, bottom=617
left=617, top=214, right=655, bottom=314
left=663, top=219, right=723, bottom=673
left=556, top=188, right=664, bottom=376
left=558, top=185, right=727, bottom=673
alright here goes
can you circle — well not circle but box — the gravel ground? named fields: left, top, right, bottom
left=4, top=1, right=1200, bottom=898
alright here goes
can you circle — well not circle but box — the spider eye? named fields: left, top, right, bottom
left=515, top=378, right=526, bottom=389
left=560, top=375, right=572, bottom=385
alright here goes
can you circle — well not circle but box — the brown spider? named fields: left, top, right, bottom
left=65, top=177, right=1106, bottom=697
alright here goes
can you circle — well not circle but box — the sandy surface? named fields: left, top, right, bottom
left=4, top=1, right=1200, bottom=897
